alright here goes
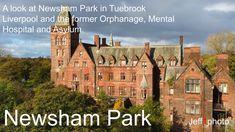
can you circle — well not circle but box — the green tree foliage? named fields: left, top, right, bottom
left=0, top=58, right=50, bottom=88
left=202, top=54, right=216, bottom=75
left=0, top=79, right=31, bottom=124
left=3, top=82, right=99, bottom=131
left=207, top=32, right=235, bottom=54
left=111, top=98, right=170, bottom=132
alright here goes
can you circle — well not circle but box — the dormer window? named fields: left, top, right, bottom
left=56, top=37, right=60, bottom=45
left=132, top=55, right=139, bottom=66
left=156, top=55, right=164, bottom=67
left=169, top=56, right=177, bottom=66
left=108, top=55, right=116, bottom=65
left=120, top=55, right=127, bottom=66
left=97, top=55, right=105, bottom=65
left=62, top=37, right=66, bottom=45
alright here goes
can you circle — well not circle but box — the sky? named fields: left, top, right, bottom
left=0, top=0, right=235, bottom=58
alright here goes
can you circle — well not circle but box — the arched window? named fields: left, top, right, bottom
left=62, top=37, right=66, bottom=45
left=97, top=55, right=105, bottom=65
left=120, top=55, right=127, bottom=66
left=168, top=56, right=177, bottom=66
left=156, top=55, right=164, bottom=67
left=56, top=36, right=60, bottom=45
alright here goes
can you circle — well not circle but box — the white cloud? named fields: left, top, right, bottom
left=204, top=3, right=235, bottom=13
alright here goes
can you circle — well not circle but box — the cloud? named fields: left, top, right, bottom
left=204, top=3, right=235, bottom=13
left=1, top=0, right=235, bottom=57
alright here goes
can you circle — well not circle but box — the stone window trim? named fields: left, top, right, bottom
left=62, top=36, right=66, bottom=45
left=185, top=79, right=200, bottom=94
left=120, top=72, right=126, bottom=81
left=55, top=36, right=60, bottom=45
left=218, top=82, right=228, bottom=94
left=168, top=56, right=177, bottom=66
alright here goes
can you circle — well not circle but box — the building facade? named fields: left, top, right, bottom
left=51, top=9, right=235, bottom=131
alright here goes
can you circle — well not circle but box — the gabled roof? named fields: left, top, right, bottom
left=212, top=68, right=235, bottom=84
left=175, top=60, right=212, bottom=83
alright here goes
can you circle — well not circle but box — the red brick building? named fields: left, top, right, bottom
left=51, top=9, right=235, bottom=131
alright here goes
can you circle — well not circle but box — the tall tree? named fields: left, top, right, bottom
left=207, top=32, right=235, bottom=54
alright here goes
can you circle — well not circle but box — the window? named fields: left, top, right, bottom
left=121, top=60, right=127, bottom=66
left=141, top=89, right=147, bottom=99
left=84, top=86, right=89, bottom=94
left=132, top=73, right=136, bottom=81
left=79, top=51, right=83, bottom=57
left=73, top=74, right=78, bottom=81
left=119, top=87, right=126, bottom=95
left=108, top=55, right=116, bottom=65
left=58, top=60, right=63, bottom=67
left=84, top=74, right=89, bottom=81
left=56, top=37, right=60, bottom=45
left=185, top=101, right=200, bottom=114
left=120, top=72, right=125, bottom=80
left=98, top=72, right=103, bottom=80
left=107, top=86, right=115, bottom=96
left=109, top=72, right=114, bottom=81
left=219, top=83, right=228, bottom=94
left=168, top=56, right=177, bottom=66
left=157, top=60, right=164, bottom=67
left=62, top=49, right=65, bottom=56
left=74, top=61, right=79, bottom=67
left=98, top=55, right=105, bottom=65
left=130, top=87, right=136, bottom=97
left=120, top=55, right=127, bottom=66
left=142, top=62, right=147, bottom=68
left=185, top=79, right=200, bottom=93
left=132, top=61, right=138, bottom=66
left=156, top=55, right=164, bottom=67
left=82, top=61, right=87, bottom=67
left=56, top=49, right=60, bottom=56
left=169, top=88, right=174, bottom=95
left=62, top=37, right=66, bottom=45
left=170, top=60, right=176, bottom=66
left=131, top=55, right=139, bottom=66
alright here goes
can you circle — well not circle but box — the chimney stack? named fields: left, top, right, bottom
left=216, top=53, right=229, bottom=71
left=180, top=35, right=184, bottom=66
left=180, top=35, right=183, bottom=46
left=102, top=38, right=106, bottom=46
left=94, top=35, right=100, bottom=49
left=114, top=41, right=121, bottom=47
left=144, top=42, right=150, bottom=56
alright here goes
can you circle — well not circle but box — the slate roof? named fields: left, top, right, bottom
left=83, top=44, right=182, bottom=67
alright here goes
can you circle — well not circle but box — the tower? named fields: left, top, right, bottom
left=51, top=7, right=80, bottom=83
